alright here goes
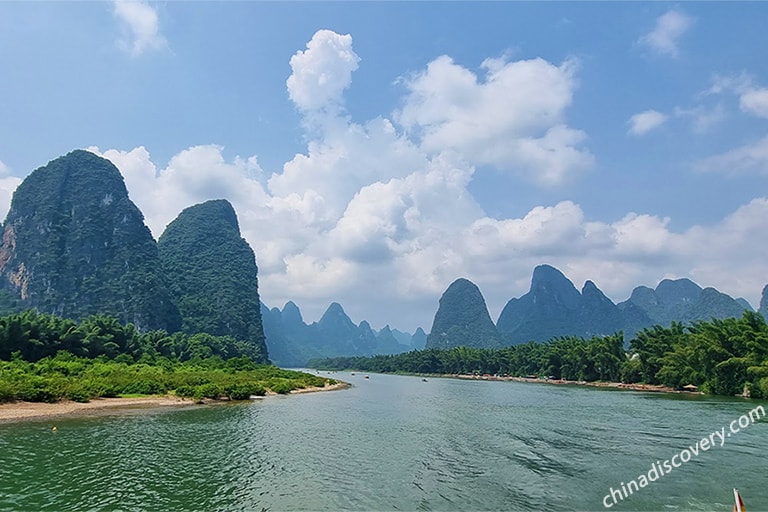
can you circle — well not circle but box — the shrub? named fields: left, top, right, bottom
left=174, top=385, right=196, bottom=398
left=269, top=380, right=293, bottom=395
left=224, top=382, right=266, bottom=400
left=193, top=383, right=221, bottom=401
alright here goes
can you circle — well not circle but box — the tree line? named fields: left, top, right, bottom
left=0, top=310, right=337, bottom=403
left=309, top=311, right=768, bottom=399
left=0, top=310, right=267, bottom=364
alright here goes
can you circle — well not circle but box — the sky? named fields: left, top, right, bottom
left=1, top=2, right=767, bottom=333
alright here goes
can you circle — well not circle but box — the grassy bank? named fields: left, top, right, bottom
left=0, top=351, right=336, bottom=403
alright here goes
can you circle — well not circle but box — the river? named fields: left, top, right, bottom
left=0, top=371, right=765, bottom=511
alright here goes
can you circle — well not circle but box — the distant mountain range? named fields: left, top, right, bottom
left=0, top=151, right=764, bottom=364
left=426, top=264, right=763, bottom=350
left=261, top=301, right=426, bottom=367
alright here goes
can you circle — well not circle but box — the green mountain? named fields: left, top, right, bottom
left=0, top=150, right=181, bottom=331
left=760, top=285, right=768, bottom=321
left=494, top=266, right=751, bottom=345
left=497, top=265, right=624, bottom=345
left=426, top=278, right=502, bottom=349
left=157, top=199, right=268, bottom=363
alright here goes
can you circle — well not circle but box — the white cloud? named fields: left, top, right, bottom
left=638, top=9, right=694, bottom=57
left=113, top=0, right=166, bottom=57
left=673, top=104, right=726, bottom=134
left=627, top=110, right=667, bottom=135
left=394, top=55, right=593, bottom=186
left=695, top=134, right=768, bottom=175
left=286, top=30, right=360, bottom=113
left=703, top=73, right=768, bottom=119
left=740, top=88, right=768, bottom=119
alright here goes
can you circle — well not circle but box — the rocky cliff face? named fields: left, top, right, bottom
left=759, top=285, right=768, bottom=321
left=426, top=278, right=501, bottom=349
left=157, top=199, right=268, bottom=363
left=0, top=150, right=181, bottom=331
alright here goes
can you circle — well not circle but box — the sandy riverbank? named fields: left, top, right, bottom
left=0, top=396, right=197, bottom=423
left=446, top=374, right=693, bottom=394
left=0, top=380, right=351, bottom=423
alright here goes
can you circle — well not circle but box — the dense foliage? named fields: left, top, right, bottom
left=0, top=310, right=333, bottom=403
left=0, top=310, right=265, bottom=363
left=157, top=200, right=268, bottom=363
left=0, top=352, right=334, bottom=403
left=0, top=150, right=181, bottom=331
left=310, top=311, right=768, bottom=399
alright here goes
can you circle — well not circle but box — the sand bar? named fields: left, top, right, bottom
left=0, top=381, right=351, bottom=423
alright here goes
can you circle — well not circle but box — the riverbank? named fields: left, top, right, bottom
left=0, top=380, right=351, bottom=423
left=442, top=374, right=695, bottom=394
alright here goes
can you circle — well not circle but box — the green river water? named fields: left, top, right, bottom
left=0, top=371, right=765, bottom=511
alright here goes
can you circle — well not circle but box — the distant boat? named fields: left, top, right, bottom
left=422, top=378, right=428, bottom=382
left=364, top=375, right=369, bottom=379
left=351, top=372, right=355, bottom=376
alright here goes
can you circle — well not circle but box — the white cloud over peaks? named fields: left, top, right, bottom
left=269, top=117, right=427, bottom=221
left=394, top=55, right=593, bottom=186
left=638, top=9, right=694, bottom=57
left=627, top=110, right=667, bottom=136
left=88, top=145, right=271, bottom=238
left=286, top=30, right=360, bottom=113
left=113, top=0, right=166, bottom=57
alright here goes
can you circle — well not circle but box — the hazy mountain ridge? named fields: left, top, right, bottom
left=261, top=300, right=425, bottom=366
left=442, top=265, right=757, bottom=348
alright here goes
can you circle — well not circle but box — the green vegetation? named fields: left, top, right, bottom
left=157, top=199, right=268, bottom=364
left=310, top=311, right=768, bottom=399
left=0, top=310, right=333, bottom=403
left=0, top=352, right=333, bottom=403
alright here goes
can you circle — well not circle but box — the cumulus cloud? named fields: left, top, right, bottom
left=628, top=110, right=667, bottom=135
left=70, top=30, right=767, bottom=328
left=638, top=9, right=694, bottom=57
left=286, top=30, right=360, bottom=113
left=394, top=55, right=593, bottom=186
left=113, top=0, right=166, bottom=57
left=694, top=134, right=768, bottom=175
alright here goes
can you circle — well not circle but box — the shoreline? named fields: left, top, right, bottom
left=0, top=380, right=351, bottom=424
left=443, top=373, right=694, bottom=394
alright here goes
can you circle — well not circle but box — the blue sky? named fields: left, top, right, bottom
left=1, top=2, right=767, bottom=332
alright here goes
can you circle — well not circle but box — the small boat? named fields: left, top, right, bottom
left=422, top=378, right=428, bottom=382
left=364, top=375, right=369, bottom=379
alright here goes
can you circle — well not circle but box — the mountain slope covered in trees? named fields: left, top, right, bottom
left=157, top=200, right=268, bottom=364
left=0, top=150, right=181, bottom=332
